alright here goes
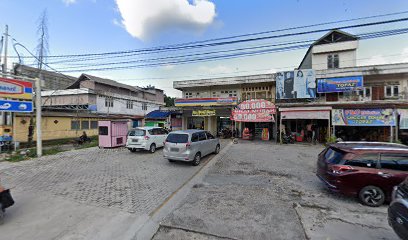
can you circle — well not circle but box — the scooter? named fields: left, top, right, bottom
left=0, top=189, right=15, bottom=224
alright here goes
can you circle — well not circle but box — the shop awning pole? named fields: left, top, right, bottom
left=274, top=111, right=278, bottom=143
left=279, top=114, right=282, bottom=144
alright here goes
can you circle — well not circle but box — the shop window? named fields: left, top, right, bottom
left=71, top=120, right=80, bottom=130
left=81, top=121, right=89, bottom=130
left=90, top=121, right=98, bottom=129
left=327, top=54, right=339, bottom=69
left=99, top=126, right=108, bottom=135
left=385, top=85, right=400, bottom=98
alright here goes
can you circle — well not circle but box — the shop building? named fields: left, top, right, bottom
left=277, top=30, right=408, bottom=143
left=173, top=74, right=276, bottom=138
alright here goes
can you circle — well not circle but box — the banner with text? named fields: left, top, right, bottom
left=332, top=109, right=395, bottom=126
left=317, top=76, right=363, bottom=93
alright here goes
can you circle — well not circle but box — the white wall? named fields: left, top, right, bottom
left=312, top=41, right=358, bottom=70
left=183, top=86, right=241, bottom=99
left=96, top=95, right=161, bottom=116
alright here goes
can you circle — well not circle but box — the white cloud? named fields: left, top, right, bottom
left=402, top=47, right=408, bottom=63
left=62, top=0, right=77, bottom=6
left=115, top=0, right=216, bottom=40
left=162, top=64, right=176, bottom=70
left=361, top=55, right=390, bottom=66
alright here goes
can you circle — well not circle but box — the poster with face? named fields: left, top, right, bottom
left=275, top=69, right=316, bottom=99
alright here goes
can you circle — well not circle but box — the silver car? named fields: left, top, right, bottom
left=163, top=130, right=220, bottom=166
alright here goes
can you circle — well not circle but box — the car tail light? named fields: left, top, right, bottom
left=186, top=142, right=191, bottom=149
left=144, top=136, right=150, bottom=140
left=332, top=165, right=355, bottom=174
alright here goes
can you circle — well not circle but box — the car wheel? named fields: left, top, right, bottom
left=149, top=144, right=156, bottom=153
left=129, top=149, right=136, bottom=152
left=0, top=204, right=4, bottom=225
left=168, top=159, right=175, bottom=163
left=214, top=144, right=220, bottom=154
left=192, top=153, right=201, bottom=166
left=359, top=185, right=385, bottom=207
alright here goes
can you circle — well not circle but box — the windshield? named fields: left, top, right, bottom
left=129, top=129, right=145, bottom=136
left=324, top=147, right=345, bottom=164
left=166, top=133, right=189, bottom=143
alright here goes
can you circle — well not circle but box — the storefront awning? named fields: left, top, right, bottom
left=280, top=106, right=331, bottom=120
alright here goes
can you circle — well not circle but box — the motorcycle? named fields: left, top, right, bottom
left=0, top=189, right=15, bottom=224
left=281, top=132, right=295, bottom=144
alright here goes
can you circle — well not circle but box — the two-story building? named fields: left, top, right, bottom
left=278, top=30, right=408, bottom=143
left=173, top=29, right=408, bottom=143
left=174, top=74, right=277, bottom=139
left=12, top=74, right=165, bottom=142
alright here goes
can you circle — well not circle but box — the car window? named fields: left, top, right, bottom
left=198, top=132, right=207, bottom=141
left=191, top=133, right=199, bottom=142
left=380, top=154, right=408, bottom=171
left=324, top=147, right=345, bottom=164
left=206, top=132, right=215, bottom=139
left=128, top=130, right=135, bottom=136
left=153, top=128, right=161, bottom=135
left=166, top=133, right=189, bottom=143
left=133, top=129, right=145, bottom=136
left=148, top=129, right=154, bottom=135
left=345, top=154, right=378, bottom=168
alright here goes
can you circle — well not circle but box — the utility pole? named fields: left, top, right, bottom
left=36, top=74, right=42, bottom=157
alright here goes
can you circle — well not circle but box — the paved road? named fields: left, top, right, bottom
left=154, top=141, right=398, bottom=240
left=0, top=144, right=225, bottom=240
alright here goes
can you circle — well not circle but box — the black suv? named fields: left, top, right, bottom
left=389, top=177, right=408, bottom=239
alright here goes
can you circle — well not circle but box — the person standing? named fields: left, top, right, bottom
left=276, top=72, right=284, bottom=99
left=295, top=70, right=307, bottom=98
left=284, top=71, right=294, bottom=99
left=306, top=70, right=316, bottom=98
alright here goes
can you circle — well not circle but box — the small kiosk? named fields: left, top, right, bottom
left=98, top=120, right=128, bottom=148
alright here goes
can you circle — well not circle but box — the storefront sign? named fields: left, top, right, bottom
left=0, top=78, right=33, bottom=100
left=175, top=97, right=237, bottom=107
left=275, top=69, right=316, bottom=99
left=237, top=99, right=276, bottom=112
left=232, top=109, right=275, bottom=122
left=317, top=76, right=363, bottom=93
left=192, top=110, right=216, bottom=117
left=281, top=110, right=330, bottom=120
left=332, top=109, right=395, bottom=126
left=0, top=99, right=33, bottom=112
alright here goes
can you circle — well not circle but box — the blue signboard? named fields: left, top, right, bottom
left=0, top=99, right=33, bottom=112
left=317, top=76, right=363, bottom=93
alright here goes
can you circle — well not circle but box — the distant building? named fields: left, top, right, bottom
left=12, top=73, right=165, bottom=142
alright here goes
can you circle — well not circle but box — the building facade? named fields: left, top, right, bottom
left=173, top=30, right=408, bottom=144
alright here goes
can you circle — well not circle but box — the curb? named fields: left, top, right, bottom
left=130, top=141, right=234, bottom=240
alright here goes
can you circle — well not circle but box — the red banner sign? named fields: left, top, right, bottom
left=232, top=99, right=276, bottom=122
left=237, top=99, right=275, bottom=110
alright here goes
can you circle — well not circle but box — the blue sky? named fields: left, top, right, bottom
left=1, top=0, right=408, bottom=96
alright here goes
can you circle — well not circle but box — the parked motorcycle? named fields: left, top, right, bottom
left=281, top=133, right=295, bottom=144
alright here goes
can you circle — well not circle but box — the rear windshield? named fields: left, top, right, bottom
left=166, top=133, right=189, bottom=143
left=324, top=147, right=345, bottom=164
left=129, top=129, right=146, bottom=136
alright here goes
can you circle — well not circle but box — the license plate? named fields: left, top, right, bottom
left=132, top=139, right=138, bottom=143
left=170, top=148, right=179, bottom=152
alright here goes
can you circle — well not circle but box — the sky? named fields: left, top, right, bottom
left=0, top=0, right=408, bottom=97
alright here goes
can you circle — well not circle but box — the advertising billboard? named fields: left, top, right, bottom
left=231, top=99, right=276, bottom=122
left=317, top=76, right=363, bottom=93
left=332, top=109, right=395, bottom=126
left=276, top=69, right=316, bottom=99
left=0, top=78, right=33, bottom=100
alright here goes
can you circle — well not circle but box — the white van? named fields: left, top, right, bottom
left=126, top=127, right=168, bottom=153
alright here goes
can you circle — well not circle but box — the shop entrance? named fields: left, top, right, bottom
left=187, top=117, right=204, bottom=130
left=243, top=122, right=274, bottom=140
left=283, top=119, right=328, bottom=143
left=335, top=126, right=391, bottom=142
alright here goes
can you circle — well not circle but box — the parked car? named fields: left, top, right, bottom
left=388, top=177, right=408, bottom=240
left=316, top=141, right=408, bottom=207
left=126, top=127, right=168, bottom=153
left=163, top=130, right=220, bottom=166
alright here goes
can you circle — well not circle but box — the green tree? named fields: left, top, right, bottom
left=164, top=95, right=175, bottom=107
